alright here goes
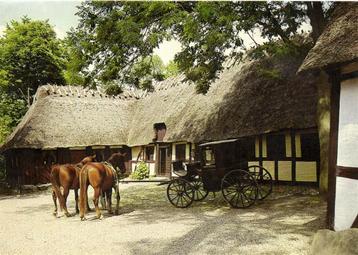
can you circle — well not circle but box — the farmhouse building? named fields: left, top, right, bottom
left=299, top=2, right=358, bottom=231
left=1, top=53, right=320, bottom=186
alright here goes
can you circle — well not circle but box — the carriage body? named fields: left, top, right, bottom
left=168, top=139, right=273, bottom=208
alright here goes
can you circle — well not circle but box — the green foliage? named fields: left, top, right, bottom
left=130, top=161, right=149, bottom=180
left=0, top=95, right=27, bottom=144
left=70, top=2, right=334, bottom=93
left=103, top=82, right=123, bottom=96
left=0, top=17, right=66, bottom=99
left=124, top=55, right=166, bottom=91
left=164, top=60, right=180, bottom=78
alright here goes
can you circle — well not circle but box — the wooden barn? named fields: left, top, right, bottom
left=299, top=2, right=358, bottom=230
left=1, top=52, right=320, bottom=186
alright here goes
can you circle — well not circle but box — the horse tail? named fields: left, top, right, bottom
left=79, top=166, right=88, bottom=219
left=50, top=166, right=65, bottom=211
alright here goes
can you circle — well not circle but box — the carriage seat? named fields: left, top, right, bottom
left=172, top=161, right=187, bottom=177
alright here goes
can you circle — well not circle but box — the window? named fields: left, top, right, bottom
left=145, top=146, right=155, bottom=161
left=266, top=134, right=286, bottom=159
left=203, top=148, right=215, bottom=165
left=300, top=133, right=320, bottom=161
left=175, top=144, right=186, bottom=161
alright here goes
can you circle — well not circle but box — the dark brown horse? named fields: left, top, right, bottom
left=79, top=152, right=126, bottom=220
left=50, top=155, right=96, bottom=217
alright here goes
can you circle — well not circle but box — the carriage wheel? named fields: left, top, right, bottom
left=221, top=170, right=258, bottom=208
left=167, top=179, right=194, bottom=208
left=247, top=165, right=273, bottom=200
left=191, top=178, right=209, bottom=201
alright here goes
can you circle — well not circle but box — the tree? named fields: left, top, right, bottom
left=0, top=17, right=67, bottom=101
left=0, top=17, right=67, bottom=145
left=71, top=1, right=333, bottom=92
left=71, top=1, right=336, bottom=193
left=164, top=60, right=180, bottom=78
left=0, top=95, right=27, bottom=144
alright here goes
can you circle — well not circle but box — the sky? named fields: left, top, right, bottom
left=0, top=1, right=311, bottom=65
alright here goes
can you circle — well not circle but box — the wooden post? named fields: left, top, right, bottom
left=291, top=130, right=296, bottom=184
left=327, top=71, right=340, bottom=230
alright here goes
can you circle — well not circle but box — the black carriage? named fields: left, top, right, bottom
left=166, top=139, right=273, bottom=208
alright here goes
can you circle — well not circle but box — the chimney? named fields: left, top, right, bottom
left=153, top=123, right=166, bottom=142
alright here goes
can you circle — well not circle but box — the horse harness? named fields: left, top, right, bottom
left=103, top=161, right=119, bottom=185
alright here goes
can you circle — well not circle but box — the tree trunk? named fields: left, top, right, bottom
left=317, top=71, right=330, bottom=196
left=306, top=2, right=327, bottom=42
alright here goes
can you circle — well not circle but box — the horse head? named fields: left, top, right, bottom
left=107, top=152, right=127, bottom=174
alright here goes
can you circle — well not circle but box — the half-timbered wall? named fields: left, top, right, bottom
left=5, top=145, right=131, bottom=185
left=333, top=73, right=358, bottom=231
left=130, top=145, right=156, bottom=176
left=254, top=130, right=320, bottom=184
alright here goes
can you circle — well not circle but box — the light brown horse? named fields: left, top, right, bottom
left=79, top=152, right=126, bottom=220
left=50, top=155, right=96, bottom=217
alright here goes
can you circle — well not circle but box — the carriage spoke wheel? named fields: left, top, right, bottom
left=167, top=179, right=194, bottom=208
left=191, top=178, right=209, bottom=201
left=247, top=165, right=273, bottom=200
left=221, top=170, right=258, bottom=208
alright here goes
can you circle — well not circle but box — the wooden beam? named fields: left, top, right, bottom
left=336, top=166, right=358, bottom=180
left=352, top=214, right=358, bottom=228
left=327, top=71, right=340, bottom=230
left=291, top=130, right=297, bottom=183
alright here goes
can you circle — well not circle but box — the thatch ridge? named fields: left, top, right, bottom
left=299, top=3, right=358, bottom=71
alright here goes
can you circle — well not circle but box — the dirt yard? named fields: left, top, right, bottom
left=0, top=183, right=326, bottom=255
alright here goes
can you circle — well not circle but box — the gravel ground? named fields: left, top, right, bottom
left=0, top=183, right=326, bottom=255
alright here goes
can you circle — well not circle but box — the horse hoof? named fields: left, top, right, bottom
left=65, top=213, right=71, bottom=217
left=114, top=210, right=119, bottom=215
left=98, top=215, right=104, bottom=220
left=52, top=212, right=58, bottom=217
left=80, top=216, right=86, bottom=221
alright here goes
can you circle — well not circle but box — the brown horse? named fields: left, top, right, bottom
left=79, top=152, right=126, bottom=220
left=50, top=155, right=96, bottom=217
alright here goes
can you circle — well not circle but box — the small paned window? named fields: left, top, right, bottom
left=145, top=146, right=155, bottom=161
left=266, top=134, right=286, bottom=159
left=300, top=133, right=320, bottom=161
left=175, top=144, right=186, bottom=161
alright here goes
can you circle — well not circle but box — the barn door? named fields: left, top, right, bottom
left=334, top=76, right=358, bottom=230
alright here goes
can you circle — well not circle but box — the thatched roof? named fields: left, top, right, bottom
left=1, top=85, right=138, bottom=150
left=128, top=54, right=318, bottom=146
left=1, top=54, right=318, bottom=151
left=299, top=3, right=358, bottom=72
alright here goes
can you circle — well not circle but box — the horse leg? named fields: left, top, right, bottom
left=62, top=186, right=71, bottom=217
left=114, top=184, right=120, bottom=215
left=74, top=189, right=79, bottom=214
left=100, top=191, right=106, bottom=210
left=93, top=187, right=103, bottom=220
left=52, top=189, right=58, bottom=217
left=106, top=189, right=113, bottom=214
left=86, top=191, right=92, bottom=212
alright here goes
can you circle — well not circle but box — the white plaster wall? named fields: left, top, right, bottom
left=334, top=177, right=358, bottom=231
left=148, top=162, right=156, bottom=176
left=337, top=78, right=358, bottom=167
left=335, top=77, right=358, bottom=231
left=131, top=146, right=142, bottom=161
